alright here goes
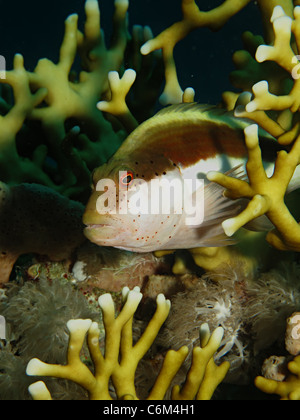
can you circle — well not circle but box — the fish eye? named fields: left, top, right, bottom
left=120, top=170, right=134, bottom=187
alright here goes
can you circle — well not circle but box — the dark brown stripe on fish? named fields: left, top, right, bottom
left=136, top=121, right=282, bottom=169
left=156, top=122, right=247, bottom=167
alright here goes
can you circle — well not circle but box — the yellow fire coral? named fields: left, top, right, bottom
left=140, top=0, right=293, bottom=105
left=26, top=287, right=229, bottom=400
left=81, top=1, right=300, bottom=275
left=206, top=5, right=300, bottom=253
left=119, top=0, right=300, bottom=269
left=207, top=123, right=300, bottom=252
left=233, top=5, right=300, bottom=145
left=97, top=69, right=138, bottom=133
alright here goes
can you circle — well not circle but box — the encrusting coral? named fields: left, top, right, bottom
left=256, top=355, right=300, bottom=399
left=26, top=287, right=230, bottom=400
left=73, top=242, right=172, bottom=292
left=255, top=311, right=300, bottom=399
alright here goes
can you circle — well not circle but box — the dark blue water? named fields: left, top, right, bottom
left=0, top=0, right=263, bottom=104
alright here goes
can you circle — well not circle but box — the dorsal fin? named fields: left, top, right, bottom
left=155, top=103, right=219, bottom=116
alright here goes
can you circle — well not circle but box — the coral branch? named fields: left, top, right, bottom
left=233, top=6, right=300, bottom=145
left=171, top=324, right=230, bottom=400
left=140, top=0, right=251, bottom=104
left=28, top=382, right=53, bottom=401
left=208, top=124, right=300, bottom=252
left=97, top=69, right=138, bottom=133
left=26, top=288, right=228, bottom=400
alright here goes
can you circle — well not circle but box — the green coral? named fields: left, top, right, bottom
left=0, top=0, right=162, bottom=201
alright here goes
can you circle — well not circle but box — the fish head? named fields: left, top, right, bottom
left=83, top=153, right=184, bottom=252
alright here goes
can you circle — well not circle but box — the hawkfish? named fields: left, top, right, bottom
left=83, top=103, right=300, bottom=253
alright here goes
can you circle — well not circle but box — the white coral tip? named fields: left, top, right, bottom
left=274, top=15, right=292, bottom=35
left=156, top=293, right=166, bottom=304
left=222, top=218, right=237, bottom=237
left=85, top=0, right=99, bottom=11
left=255, top=45, right=271, bottom=63
left=157, top=293, right=171, bottom=309
left=108, top=71, right=120, bottom=83
left=200, top=323, right=210, bottom=346
left=140, top=41, right=152, bottom=55
left=67, top=319, right=92, bottom=334
left=271, top=6, right=285, bottom=22
left=244, top=124, right=258, bottom=139
left=200, top=322, right=210, bottom=337
left=123, top=68, right=137, bottom=83
left=206, top=171, right=219, bottom=182
left=26, top=358, right=46, bottom=376
left=122, top=286, right=130, bottom=300
left=127, top=289, right=143, bottom=305
left=253, top=80, right=268, bottom=95
left=295, top=7, right=300, bottom=19
left=245, top=101, right=257, bottom=113
left=212, top=326, right=225, bottom=345
left=98, top=293, right=114, bottom=310
left=28, top=381, right=52, bottom=400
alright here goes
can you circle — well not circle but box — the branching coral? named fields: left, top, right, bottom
left=207, top=5, right=300, bottom=252
left=0, top=0, right=163, bottom=200
left=97, top=69, right=138, bottom=133
left=155, top=262, right=300, bottom=386
left=0, top=0, right=122, bottom=195
left=26, top=287, right=229, bottom=400
left=140, top=0, right=252, bottom=104
left=140, top=0, right=293, bottom=105
left=207, top=124, right=300, bottom=251
left=232, top=5, right=300, bottom=145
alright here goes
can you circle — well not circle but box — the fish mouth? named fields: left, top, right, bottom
left=85, top=223, right=112, bottom=229
left=84, top=223, right=120, bottom=233
left=84, top=222, right=126, bottom=242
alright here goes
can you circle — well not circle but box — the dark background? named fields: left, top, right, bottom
left=0, top=0, right=263, bottom=104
